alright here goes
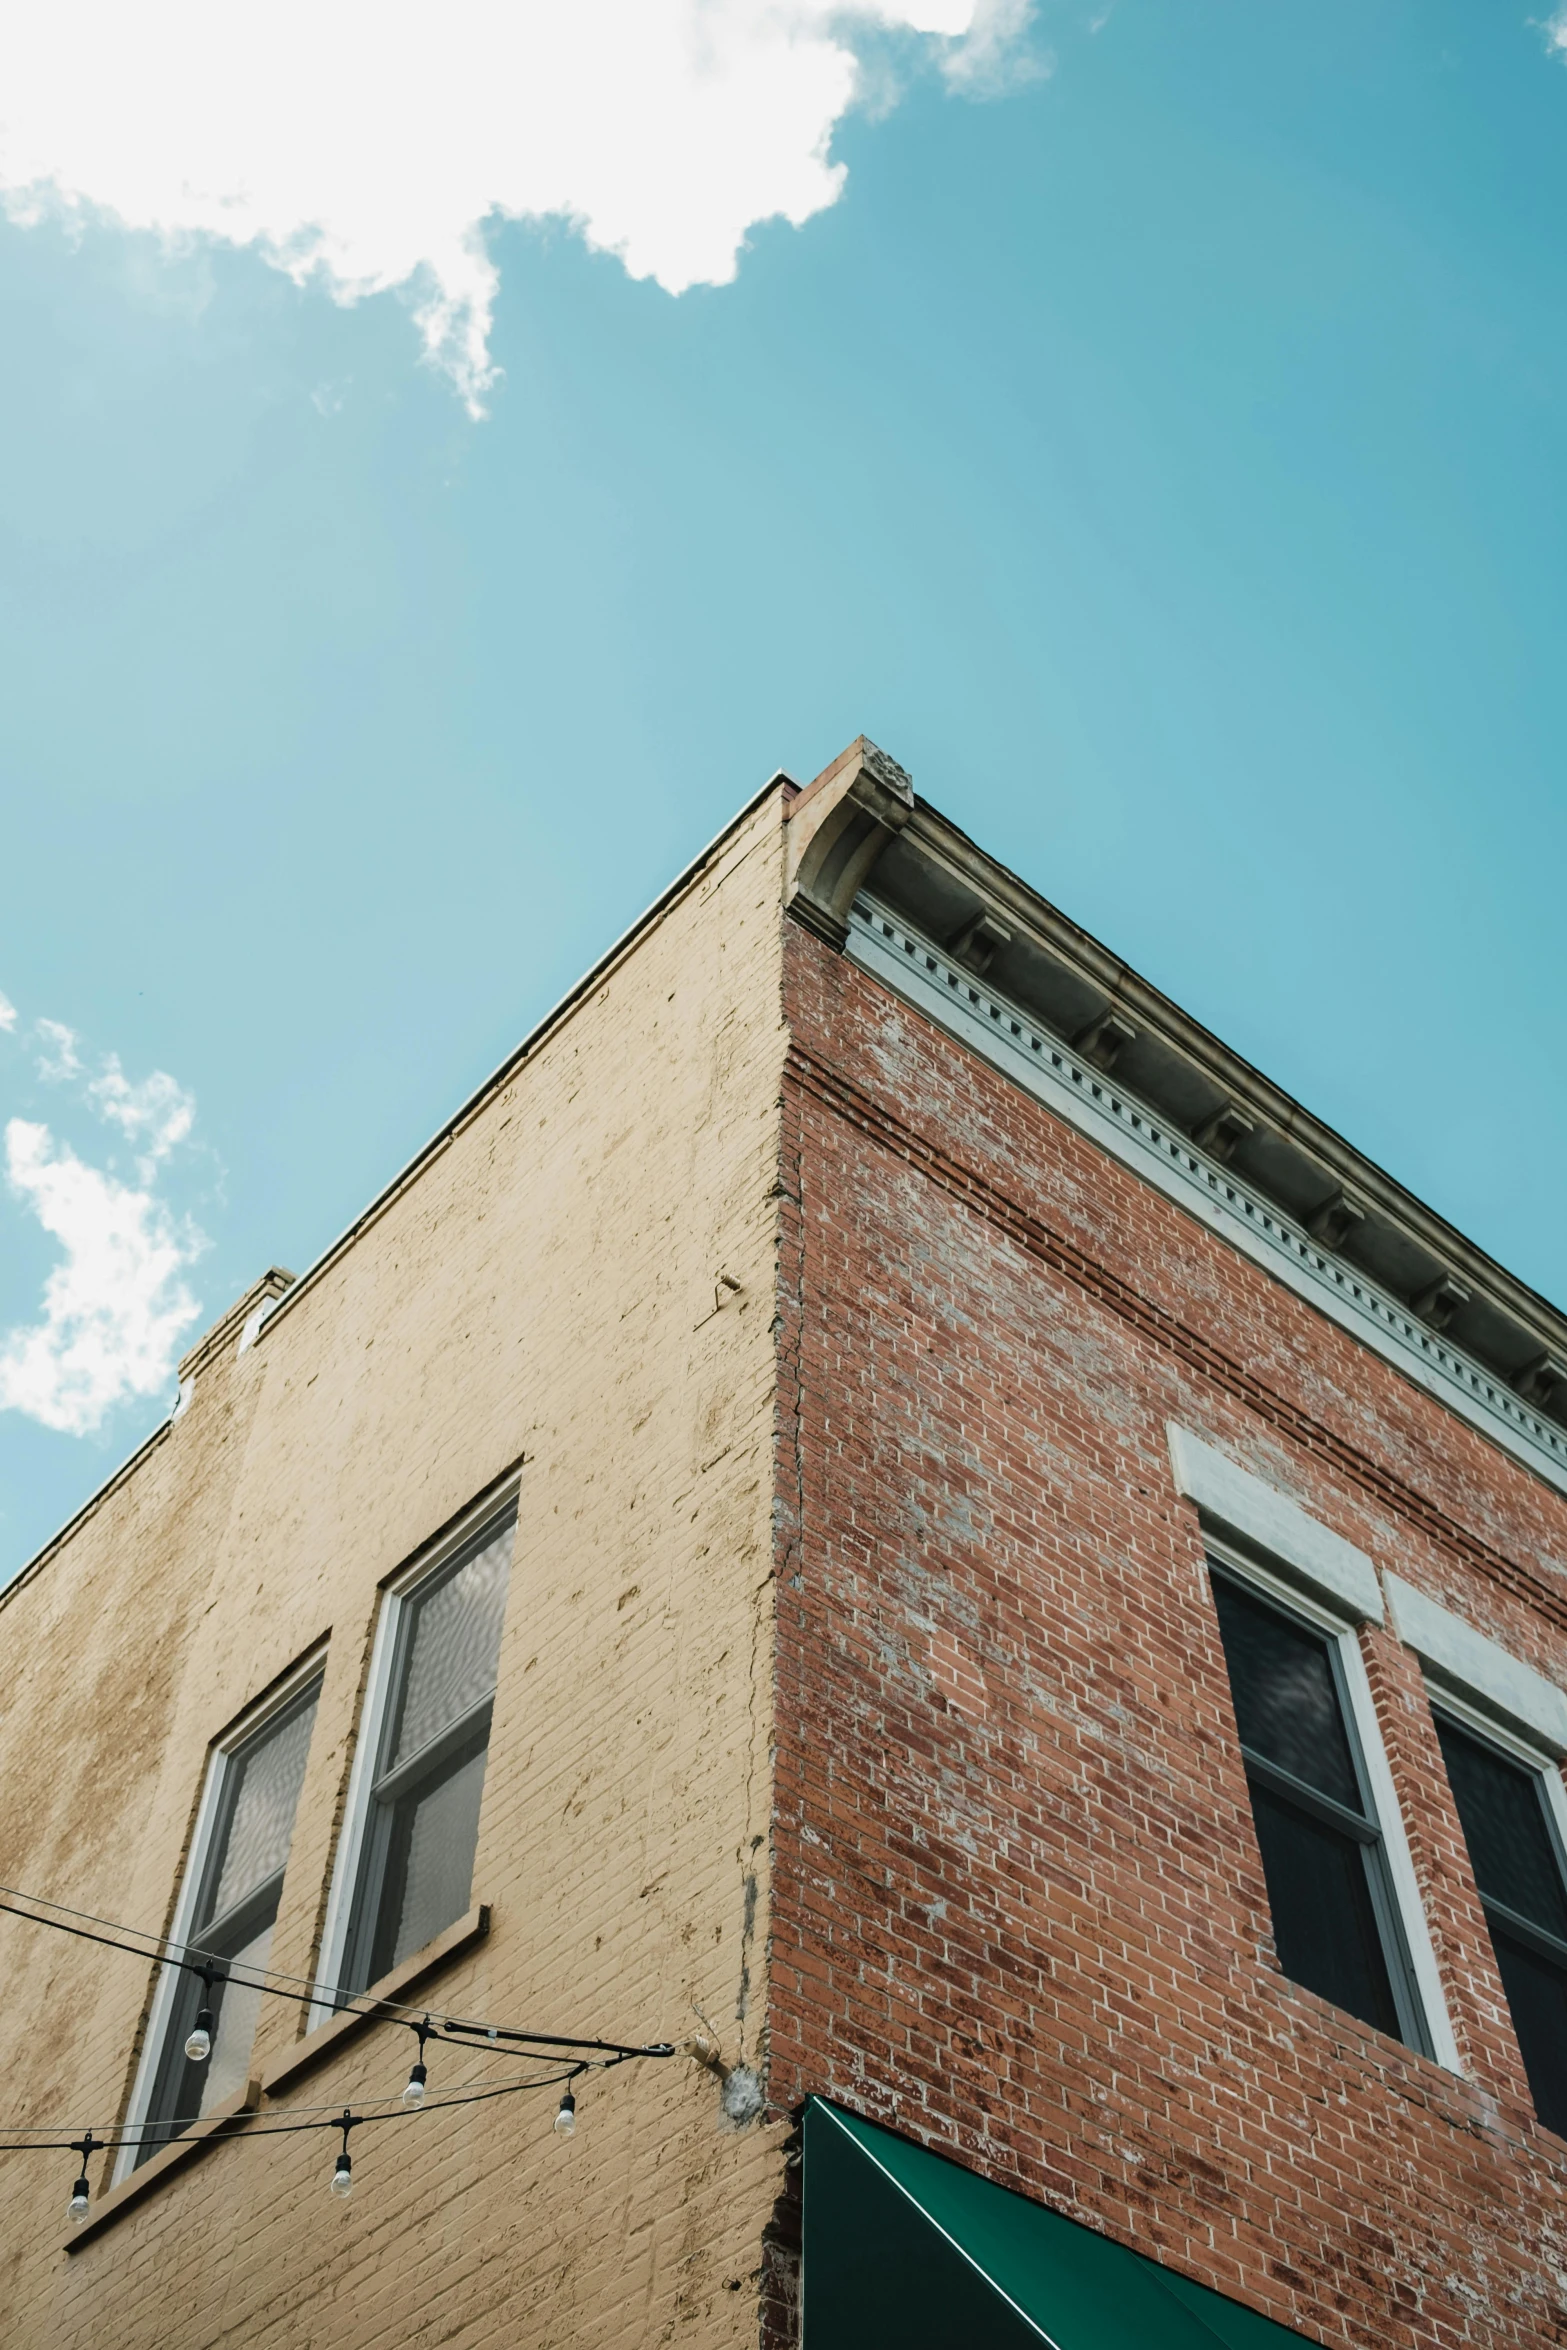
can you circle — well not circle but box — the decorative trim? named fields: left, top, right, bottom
left=1384, top=1577, right=1567, bottom=1758
left=781, top=1042, right=1567, bottom=1637
left=1167, top=1426, right=1383, bottom=1623
left=848, top=902, right=1567, bottom=1498
left=785, top=737, right=914, bottom=949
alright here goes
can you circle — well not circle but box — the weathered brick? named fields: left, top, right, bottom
left=5, top=762, right=1565, bottom=2350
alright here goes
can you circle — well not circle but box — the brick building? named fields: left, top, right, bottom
left=2, top=739, right=1566, bottom=2347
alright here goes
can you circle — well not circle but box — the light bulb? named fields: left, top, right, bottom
left=67, top=2180, right=90, bottom=2226
left=553, top=2092, right=576, bottom=2139
left=330, top=2153, right=353, bottom=2200
left=402, top=2062, right=427, bottom=2108
left=185, top=2009, right=214, bottom=2063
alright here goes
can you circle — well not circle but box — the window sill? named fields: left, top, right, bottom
left=263, top=1901, right=491, bottom=2098
left=66, top=1902, right=490, bottom=2252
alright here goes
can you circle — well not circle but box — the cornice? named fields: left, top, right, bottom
left=845, top=899, right=1567, bottom=1499
left=894, top=806, right=1567, bottom=1371
left=782, top=746, right=1567, bottom=1428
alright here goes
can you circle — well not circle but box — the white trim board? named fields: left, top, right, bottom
left=1384, top=1575, right=1567, bottom=1758
left=847, top=901, right=1567, bottom=1498
left=1168, top=1425, right=1383, bottom=1623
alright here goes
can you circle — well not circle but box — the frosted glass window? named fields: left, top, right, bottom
left=210, top=1700, right=316, bottom=1918
left=342, top=1508, right=515, bottom=1995
left=390, top=1522, right=512, bottom=1766
left=139, top=1680, right=320, bottom=2165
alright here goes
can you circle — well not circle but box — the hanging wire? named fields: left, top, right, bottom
left=0, top=2053, right=598, bottom=2145
left=0, top=1876, right=675, bottom=2214
left=0, top=1886, right=674, bottom=2058
left=2, top=2054, right=600, bottom=2155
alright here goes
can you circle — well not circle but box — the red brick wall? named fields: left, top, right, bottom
left=768, top=919, right=1567, bottom=2350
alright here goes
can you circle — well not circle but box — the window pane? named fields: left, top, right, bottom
left=1434, top=1717, right=1567, bottom=1941
left=1211, top=1574, right=1361, bottom=1811
left=390, top=1519, right=514, bottom=1768
left=197, top=1920, right=273, bottom=2117
left=1490, top=1923, right=1567, bottom=2140
left=372, top=1739, right=489, bottom=1980
left=207, top=1694, right=319, bottom=1925
left=1248, top=1778, right=1401, bottom=2037
left=142, top=1891, right=282, bottom=2165
left=140, top=1684, right=319, bottom=2168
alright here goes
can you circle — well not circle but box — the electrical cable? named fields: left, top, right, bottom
left=0, top=1877, right=682, bottom=2220
left=0, top=1887, right=674, bottom=2058
left=0, top=2052, right=608, bottom=2140
left=0, top=2061, right=599, bottom=2153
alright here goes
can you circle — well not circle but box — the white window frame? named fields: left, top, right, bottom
left=1384, top=1573, right=1567, bottom=1757
left=1424, top=1681, right=1567, bottom=1882
left=1423, top=1683, right=1567, bottom=2130
left=309, top=1476, right=520, bottom=2028
left=114, top=1647, right=326, bottom=2185
left=1205, top=1534, right=1462, bottom=2074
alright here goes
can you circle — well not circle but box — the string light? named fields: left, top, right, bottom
left=0, top=1885, right=675, bottom=2065
left=330, top=2112, right=357, bottom=2200
left=6, top=2060, right=634, bottom=2232
left=184, top=1962, right=223, bottom=2062
left=0, top=2062, right=600, bottom=2151
left=0, top=1879, right=683, bottom=2237
left=66, top=2135, right=98, bottom=2227
left=403, top=2017, right=432, bottom=2107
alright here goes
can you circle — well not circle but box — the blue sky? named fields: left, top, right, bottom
left=2, top=0, right=1566, bottom=1575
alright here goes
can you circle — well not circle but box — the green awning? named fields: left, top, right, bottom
left=802, top=2100, right=1316, bottom=2350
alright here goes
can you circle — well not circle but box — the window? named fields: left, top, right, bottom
left=1433, top=1709, right=1567, bottom=2137
left=1209, top=1566, right=1431, bottom=2052
left=133, top=1676, right=320, bottom=2167
left=334, top=1507, right=515, bottom=1998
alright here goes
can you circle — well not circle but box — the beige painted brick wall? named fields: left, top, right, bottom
left=0, top=787, right=792, bottom=2348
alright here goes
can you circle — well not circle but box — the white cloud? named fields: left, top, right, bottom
left=942, top=0, right=1047, bottom=90
left=87, top=1057, right=196, bottom=1173
left=1549, top=10, right=1567, bottom=60
left=34, top=1018, right=82, bottom=1082
left=0, top=1121, right=203, bottom=1437
left=0, top=0, right=1027, bottom=413
left=1, top=1020, right=207, bottom=1435
left=0, top=993, right=16, bottom=1033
